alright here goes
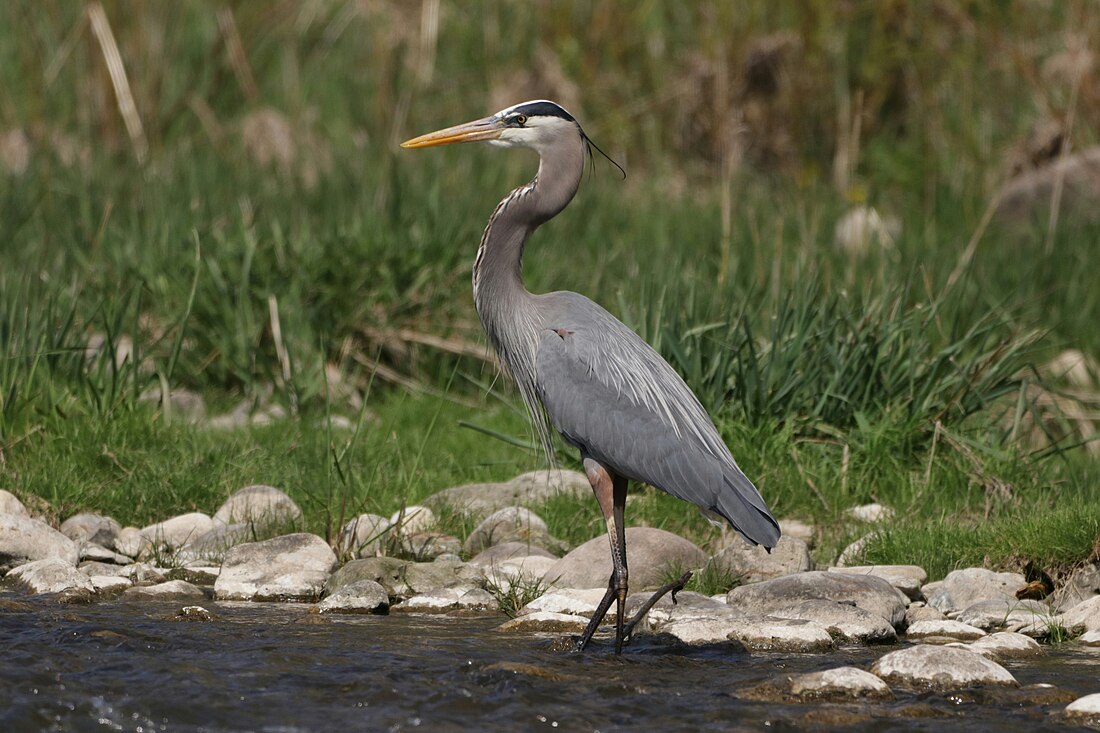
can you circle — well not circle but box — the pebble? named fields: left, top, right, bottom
left=705, top=535, right=813, bottom=584
left=871, top=644, right=1018, bottom=688
left=317, top=580, right=390, bottom=615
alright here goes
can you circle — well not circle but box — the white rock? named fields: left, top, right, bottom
left=78, top=543, right=131, bottom=565
left=388, top=505, right=436, bottom=535
left=835, top=531, right=880, bottom=567
left=318, top=580, right=390, bottom=614
left=0, top=490, right=29, bottom=516
left=922, top=568, right=1026, bottom=613
left=520, top=588, right=608, bottom=617
left=828, top=565, right=927, bottom=600
left=906, top=619, right=987, bottom=641
left=122, top=580, right=205, bottom=601
left=834, top=205, right=900, bottom=256
left=626, top=590, right=729, bottom=629
left=845, top=503, right=894, bottom=523
left=215, top=533, right=336, bottom=602
left=777, top=519, right=815, bottom=546
left=337, top=513, right=392, bottom=558
left=705, top=535, right=813, bottom=584
left=469, top=542, right=556, bottom=567
left=463, top=506, right=550, bottom=555
left=966, top=632, right=1043, bottom=658
left=1061, top=595, right=1100, bottom=634
left=543, top=528, right=705, bottom=591
left=5, top=558, right=94, bottom=594
left=727, top=570, right=908, bottom=628
left=395, top=587, right=496, bottom=613
left=0, top=514, right=79, bottom=571
left=213, top=485, right=302, bottom=528
left=1065, top=693, right=1100, bottom=722
left=657, top=606, right=749, bottom=644
left=905, top=604, right=946, bottom=625
left=768, top=599, right=897, bottom=644
left=88, top=575, right=132, bottom=593
left=725, top=616, right=834, bottom=652
left=955, top=598, right=1052, bottom=631
left=486, top=556, right=558, bottom=592
left=871, top=644, right=1017, bottom=688
left=1080, top=629, right=1100, bottom=646
left=139, top=513, right=215, bottom=553
left=496, top=611, right=588, bottom=633
left=114, top=527, right=144, bottom=557
left=788, top=667, right=892, bottom=699
left=59, top=513, right=122, bottom=547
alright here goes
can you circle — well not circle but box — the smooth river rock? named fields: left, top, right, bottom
left=497, top=611, right=589, bottom=634
left=727, top=571, right=908, bottom=628
left=486, top=555, right=558, bottom=593
left=725, top=617, right=834, bottom=652
left=1065, top=693, right=1100, bottom=723
left=469, top=542, right=556, bottom=567
left=388, top=505, right=436, bottom=535
left=921, top=568, right=1026, bottom=614
left=122, top=580, right=205, bottom=602
left=213, top=485, right=302, bottom=528
left=964, top=631, right=1043, bottom=659
left=326, top=557, right=484, bottom=600
left=654, top=606, right=749, bottom=644
left=400, top=532, right=462, bottom=561
left=337, top=513, right=392, bottom=558
left=767, top=598, right=897, bottom=644
left=870, top=644, right=1018, bottom=688
left=827, top=564, right=927, bottom=601
left=463, top=506, right=551, bottom=555
left=520, top=588, right=608, bottom=618
left=59, top=513, right=122, bottom=548
left=1052, top=562, right=1100, bottom=612
left=844, top=503, right=894, bottom=523
left=0, top=490, right=29, bottom=516
left=215, top=533, right=336, bottom=602
left=954, top=598, right=1052, bottom=632
left=744, top=666, right=893, bottom=702
left=140, top=513, right=215, bottom=554
left=0, top=514, right=79, bottom=571
left=178, top=523, right=257, bottom=564
left=1061, top=595, right=1100, bottom=634
left=425, top=469, right=590, bottom=520
left=5, top=557, right=94, bottom=594
left=317, top=580, right=390, bottom=614
left=906, top=619, right=987, bottom=641
left=705, top=535, right=812, bottom=584
left=543, top=528, right=706, bottom=591
left=394, top=587, right=496, bottom=614
left=1080, top=629, right=1100, bottom=646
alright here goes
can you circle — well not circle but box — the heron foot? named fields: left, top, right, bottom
left=621, top=570, right=693, bottom=644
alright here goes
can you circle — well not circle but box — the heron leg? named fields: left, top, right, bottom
left=621, top=570, right=693, bottom=643
left=574, top=458, right=629, bottom=653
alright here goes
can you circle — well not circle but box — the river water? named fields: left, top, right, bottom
left=1, top=594, right=1097, bottom=732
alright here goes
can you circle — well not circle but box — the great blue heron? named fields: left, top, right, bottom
left=402, top=100, right=780, bottom=652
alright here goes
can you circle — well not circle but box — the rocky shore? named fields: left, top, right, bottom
left=2, top=473, right=1099, bottom=722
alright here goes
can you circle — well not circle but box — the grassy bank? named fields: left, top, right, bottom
left=2, top=1, right=1099, bottom=580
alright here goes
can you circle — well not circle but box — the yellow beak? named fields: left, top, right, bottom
left=400, top=116, right=503, bottom=149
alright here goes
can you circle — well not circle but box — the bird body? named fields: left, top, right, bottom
left=402, top=100, right=779, bottom=651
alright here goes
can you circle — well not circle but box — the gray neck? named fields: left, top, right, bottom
left=472, top=132, right=585, bottom=454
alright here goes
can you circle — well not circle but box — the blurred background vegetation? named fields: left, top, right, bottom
left=1, top=1, right=1098, bottom=576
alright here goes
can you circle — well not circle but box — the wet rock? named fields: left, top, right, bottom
left=326, top=557, right=484, bottom=600
left=59, top=513, right=121, bottom=548
left=424, top=469, right=590, bottom=520
left=921, top=568, right=1026, bottom=614
left=1051, top=562, right=1100, bottom=611
left=0, top=489, right=29, bottom=516
left=122, top=580, right=205, bottom=602
left=1060, top=595, right=1100, bottom=634
left=5, top=558, right=94, bottom=594
left=906, top=620, right=986, bottom=641
left=725, top=617, right=834, bottom=652
left=463, top=506, right=551, bottom=555
left=768, top=599, right=897, bottom=644
left=215, top=533, right=336, bottom=602
left=845, top=503, right=894, bottom=523
left=745, top=667, right=893, bottom=702
left=327, top=557, right=409, bottom=597
left=777, top=519, right=814, bottom=546
left=625, top=590, right=725, bottom=626
left=139, top=513, right=215, bottom=555
left=317, top=580, right=389, bottom=614
left=497, top=611, right=589, bottom=634
left=655, top=606, right=749, bottom=644
left=469, top=542, right=556, bottom=567
left=88, top=575, right=132, bottom=594
left=400, top=532, right=462, bottom=561
left=388, top=505, right=436, bottom=535
left=905, top=603, right=946, bottom=625
left=178, top=523, right=257, bottom=564
left=1064, top=693, right=1100, bottom=724
left=79, top=561, right=165, bottom=584
left=828, top=565, right=927, bottom=601
left=727, top=570, right=908, bottom=628
left=404, top=559, right=485, bottom=596
left=519, top=588, right=607, bottom=617
left=174, top=605, right=216, bottom=622
left=955, top=598, right=1052, bottom=631
left=114, top=527, right=144, bottom=558
left=964, top=631, right=1043, bottom=659
left=543, top=528, right=706, bottom=591
left=705, top=536, right=812, bottom=584
left=78, top=543, right=131, bottom=565
left=394, top=587, right=496, bottom=614
left=1079, top=628, right=1100, bottom=646
left=870, top=645, right=1017, bottom=688
left=166, top=566, right=220, bottom=585
left=337, top=513, right=392, bottom=558
left=213, top=485, right=302, bottom=529
left=0, top=514, right=79, bottom=571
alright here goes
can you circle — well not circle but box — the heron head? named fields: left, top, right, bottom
left=401, top=99, right=583, bottom=152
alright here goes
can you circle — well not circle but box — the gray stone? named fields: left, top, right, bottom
left=59, top=513, right=122, bottom=548
left=871, top=645, right=1017, bottom=688
left=463, top=506, right=550, bottom=555
left=214, top=533, right=336, bottom=602
left=139, top=513, right=215, bottom=554
left=388, top=505, right=436, bottom=535
left=787, top=667, right=893, bottom=700
left=922, top=568, right=1026, bottom=614
left=1060, top=595, right=1100, bottom=634
left=905, top=603, right=946, bottom=625
left=828, top=565, right=927, bottom=601
left=337, top=513, right=392, bottom=558
left=955, top=598, right=1053, bottom=631
left=777, top=519, right=815, bottom=546
left=5, top=558, right=94, bottom=594
left=178, top=523, right=256, bottom=564
left=425, top=469, right=590, bottom=520
left=138, top=386, right=206, bottom=422
left=327, top=557, right=409, bottom=597
left=543, top=528, right=706, bottom=591
left=0, top=489, right=29, bottom=517
left=654, top=606, right=750, bottom=644
left=496, top=611, right=588, bottom=634
left=965, top=631, right=1043, bottom=659
left=705, top=536, right=812, bottom=584
left=79, top=561, right=165, bottom=584
left=845, top=503, right=894, bottom=523
left=326, top=557, right=484, bottom=600
left=725, top=617, right=834, bottom=652
left=1064, top=693, right=1100, bottom=723
left=317, top=580, right=389, bottom=614
left=394, top=587, right=496, bottom=614
left=88, top=576, right=131, bottom=594
left=1079, top=629, right=1100, bottom=646
left=994, top=147, right=1100, bottom=228
left=122, top=580, right=205, bottom=602
left=835, top=531, right=880, bottom=567
left=625, top=590, right=727, bottom=628
left=727, top=570, right=908, bottom=628
left=78, top=543, right=131, bottom=565
left=767, top=599, right=897, bottom=644
left=400, top=532, right=462, bottom=561
left=520, top=588, right=608, bottom=617
left=213, top=485, right=301, bottom=528
left=470, top=542, right=556, bottom=567
left=1052, top=563, right=1100, bottom=612
left=403, top=560, right=485, bottom=597
left=0, top=514, right=79, bottom=571
left=114, top=527, right=144, bottom=557
left=906, top=619, right=986, bottom=641
left=485, top=556, right=558, bottom=592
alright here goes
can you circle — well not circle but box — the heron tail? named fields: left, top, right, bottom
left=714, top=470, right=781, bottom=551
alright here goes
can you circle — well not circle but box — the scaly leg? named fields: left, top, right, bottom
left=621, top=570, right=693, bottom=643
left=574, top=458, right=630, bottom=653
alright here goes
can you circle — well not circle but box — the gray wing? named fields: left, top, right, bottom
left=534, top=292, right=780, bottom=548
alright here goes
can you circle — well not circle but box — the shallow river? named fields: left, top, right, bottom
left=1, top=594, right=1097, bottom=732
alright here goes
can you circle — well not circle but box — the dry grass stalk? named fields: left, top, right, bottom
left=217, top=6, right=259, bottom=101
left=87, top=2, right=147, bottom=163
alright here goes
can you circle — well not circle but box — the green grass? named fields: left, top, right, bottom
left=1, top=2, right=1099, bottom=581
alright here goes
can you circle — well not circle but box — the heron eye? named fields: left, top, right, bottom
left=512, top=114, right=527, bottom=126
